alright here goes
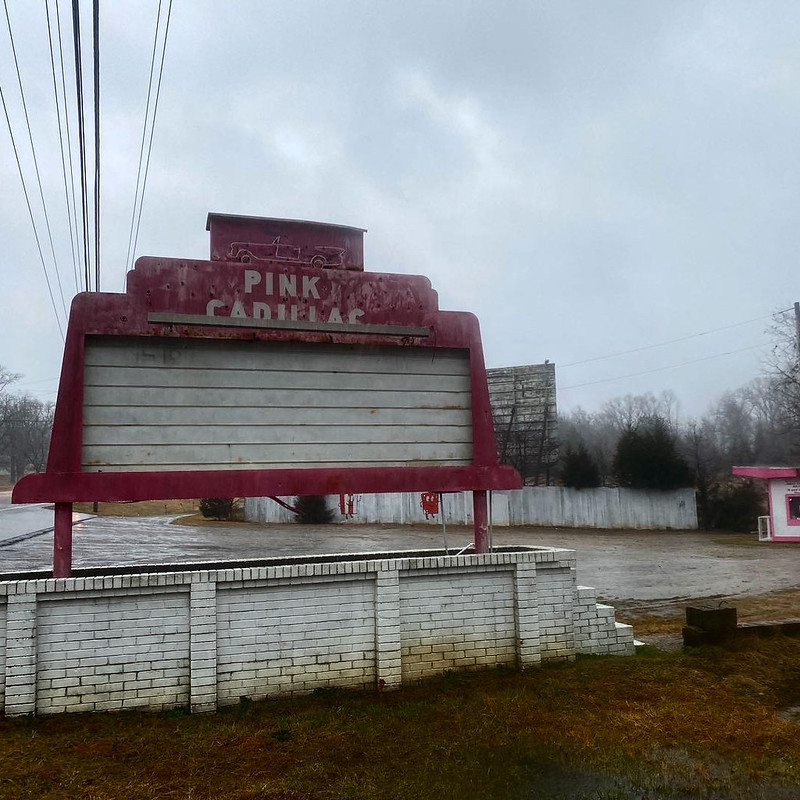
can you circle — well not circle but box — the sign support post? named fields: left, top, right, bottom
left=473, top=490, right=489, bottom=553
left=53, top=502, right=74, bottom=578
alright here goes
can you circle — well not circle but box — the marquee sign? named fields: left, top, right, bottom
left=13, top=213, right=521, bottom=575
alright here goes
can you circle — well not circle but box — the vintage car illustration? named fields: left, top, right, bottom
left=227, top=237, right=346, bottom=269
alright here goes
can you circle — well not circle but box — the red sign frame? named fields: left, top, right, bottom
left=13, top=215, right=521, bottom=574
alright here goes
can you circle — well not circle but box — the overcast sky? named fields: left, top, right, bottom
left=2, top=0, right=799, bottom=420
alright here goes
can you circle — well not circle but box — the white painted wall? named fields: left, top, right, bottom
left=505, top=487, right=697, bottom=529
left=0, top=548, right=634, bottom=715
left=0, top=599, right=6, bottom=709
left=246, top=487, right=698, bottom=530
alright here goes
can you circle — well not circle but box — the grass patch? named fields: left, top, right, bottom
left=173, top=511, right=249, bottom=527
left=4, top=639, right=800, bottom=798
left=72, top=499, right=199, bottom=517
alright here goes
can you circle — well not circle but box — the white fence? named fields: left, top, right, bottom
left=0, top=547, right=634, bottom=715
left=246, top=487, right=698, bottom=530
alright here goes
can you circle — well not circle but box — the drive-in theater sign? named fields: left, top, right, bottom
left=13, top=213, right=522, bottom=577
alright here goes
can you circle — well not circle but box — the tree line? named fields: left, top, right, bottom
left=3, top=314, right=798, bottom=532
left=558, top=315, right=800, bottom=529
left=0, top=367, right=54, bottom=484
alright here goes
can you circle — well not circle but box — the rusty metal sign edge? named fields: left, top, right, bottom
left=146, top=312, right=430, bottom=337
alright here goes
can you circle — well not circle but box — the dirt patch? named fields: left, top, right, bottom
left=614, top=587, right=800, bottom=638
left=635, top=632, right=684, bottom=651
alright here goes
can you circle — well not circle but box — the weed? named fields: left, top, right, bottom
left=311, top=686, right=344, bottom=698
left=160, top=705, right=191, bottom=718
left=236, top=696, right=253, bottom=715
left=270, top=727, right=292, bottom=743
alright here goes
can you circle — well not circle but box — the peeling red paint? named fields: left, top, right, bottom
left=13, top=215, right=521, bottom=573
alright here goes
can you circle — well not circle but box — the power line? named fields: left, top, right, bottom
left=16, top=377, right=60, bottom=387
left=92, top=0, right=100, bottom=291
left=71, top=0, right=92, bottom=291
left=559, top=308, right=793, bottom=369
left=559, top=341, right=771, bottom=392
left=125, top=0, right=173, bottom=277
left=124, top=0, right=162, bottom=278
left=0, top=80, right=65, bottom=340
left=45, top=0, right=80, bottom=295
left=131, top=0, right=173, bottom=264
left=55, top=0, right=84, bottom=293
left=3, top=0, right=69, bottom=319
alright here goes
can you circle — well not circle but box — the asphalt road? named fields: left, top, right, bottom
left=0, top=499, right=93, bottom=547
left=2, top=513, right=800, bottom=605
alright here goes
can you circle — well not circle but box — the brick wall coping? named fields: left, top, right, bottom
left=0, top=546, right=576, bottom=594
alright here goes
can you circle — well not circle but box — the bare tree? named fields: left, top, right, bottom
left=0, top=366, right=21, bottom=394
left=560, top=391, right=683, bottom=485
left=765, top=310, right=800, bottom=457
left=598, top=391, right=680, bottom=432
left=559, top=407, right=618, bottom=483
left=0, top=367, right=54, bottom=482
left=712, top=390, right=756, bottom=465
left=678, top=417, right=723, bottom=527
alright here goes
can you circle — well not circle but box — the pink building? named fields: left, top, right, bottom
left=732, top=466, right=800, bottom=541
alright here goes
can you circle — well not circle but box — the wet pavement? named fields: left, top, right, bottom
left=2, top=514, right=800, bottom=604
left=0, top=502, right=93, bottom=546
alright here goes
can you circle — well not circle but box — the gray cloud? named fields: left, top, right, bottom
left=2, top=0, right=799, bottom=418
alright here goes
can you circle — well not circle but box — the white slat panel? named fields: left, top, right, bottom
left=83, top=385, right=470, bottom=410
left=84, top=338, right=470, bottom=376
left=82, top=424, right=471, bottom=446
left=85, top=459, right=466, bottom=472
left=82, top=442, right=474, bottom=470
left=83, top=405, right=471, bottom=427
left=82, top=336, right=473, bottom=472
left=83, top=365, right=470, bottom=393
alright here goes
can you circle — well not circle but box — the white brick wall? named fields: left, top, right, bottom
left=190, top=579, right=217, bottom=713
left=574, top=587, right=635, bottom=657
left=514, top=563, right=541, bottom=667
left=216, top=578, right=375, bottom=703
left=5, top=591, right=37, bottom=715
left=0, top=547, right=635, bottom=715
left=536, top=566, right=577, bottom=661
left=0, top=597, right=6, bottom=708
left=36, top=591, right=190, bottom=713
left=375, top=570, right=402, bottom=689
left=399, top=571, right=516, bottom=681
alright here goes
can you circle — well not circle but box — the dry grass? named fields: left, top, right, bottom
left=72, top=500, right=199, bottom=517
left=4, top=639, right=800, bottom=799
left=172, top=509, right=248, bottom=527
left=71, top=500, right=252, bottom=523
